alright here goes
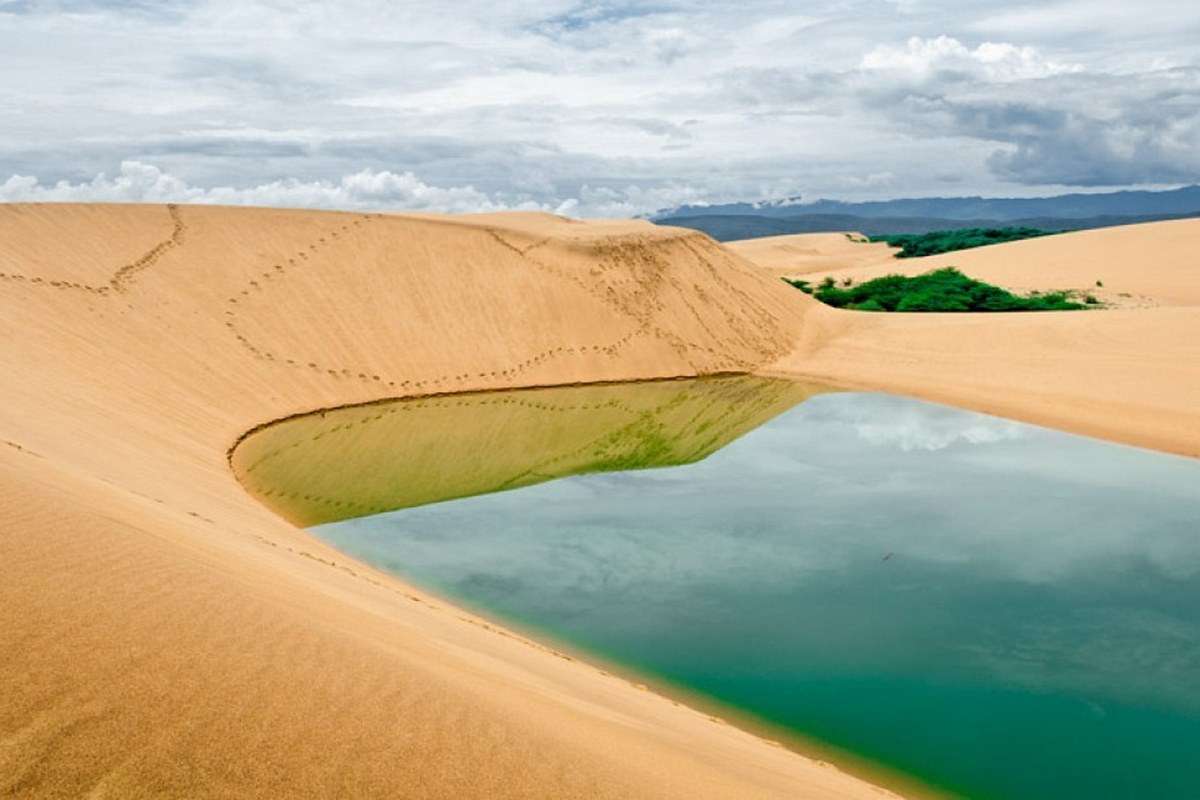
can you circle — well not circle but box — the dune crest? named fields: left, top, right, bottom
left=1, top=204, right=906, bottom=798
left=726, top=231, right=898, bottom=277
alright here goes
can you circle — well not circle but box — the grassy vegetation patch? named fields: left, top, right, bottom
left=786, top=268, right=1090, bottom=312
left=869, top=227, right=1057, bottom=258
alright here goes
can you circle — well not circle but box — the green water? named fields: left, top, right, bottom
left=239, top=378, right=1200, bottom=799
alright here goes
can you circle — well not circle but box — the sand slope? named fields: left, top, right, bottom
left=726, top=231, right=897, bottom=277
left=747, top=220, right=1200, bottom=458
left=0, top=204, right=899, bottom=798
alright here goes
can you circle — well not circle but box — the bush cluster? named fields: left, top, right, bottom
left=786, top=268, right=1089, bottom=312
left=869, top=227, right=1057, bottom=258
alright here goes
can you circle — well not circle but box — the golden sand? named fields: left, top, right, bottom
left=726, top=231, right=898, bottom=277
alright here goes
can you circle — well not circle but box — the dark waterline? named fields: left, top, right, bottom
left=235, top=378, right=1200, bottom=799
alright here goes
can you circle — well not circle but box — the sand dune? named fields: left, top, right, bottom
left=725, top=231, right=898, bottom=277
left=4, top=203, right=1197, bottom=799
left=739, top=219, right=1200, bottom=458
left=0, top=204, right=900, bottom=798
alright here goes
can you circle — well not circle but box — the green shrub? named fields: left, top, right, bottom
left=869, top=227, right=1059, bottom=258
left=785, top=267, right=1088, bottom=313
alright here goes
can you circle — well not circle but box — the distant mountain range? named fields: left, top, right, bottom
left=655, top=212, right=1200, bottom=242
left=652, top=185, right=1200, bottom=241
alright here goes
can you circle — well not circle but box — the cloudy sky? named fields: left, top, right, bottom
left=1, top=0, right=1198, bottom=216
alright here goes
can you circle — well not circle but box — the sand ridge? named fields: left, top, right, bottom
left=0, top=203, right=904, bottom=798
left=725, top=231, right=898, bottom=277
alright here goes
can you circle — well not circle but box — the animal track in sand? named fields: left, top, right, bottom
left=224, top=219, right=685, bottom=393
left=0, top=204, right=186, bottom=296
left=2, top=439, right=43, bottom=458
left=483, top=227, right=785, bottom=372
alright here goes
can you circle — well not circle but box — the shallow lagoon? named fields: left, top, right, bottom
left=236, top=378, right=1200, bottom=799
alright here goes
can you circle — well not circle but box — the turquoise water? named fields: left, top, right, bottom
left=314, top=389, right=1200, bottom=799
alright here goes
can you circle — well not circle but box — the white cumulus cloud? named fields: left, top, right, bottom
left=860, top=35, right=1083, bottom=82
left=0, top=161, right=576, bottom=214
